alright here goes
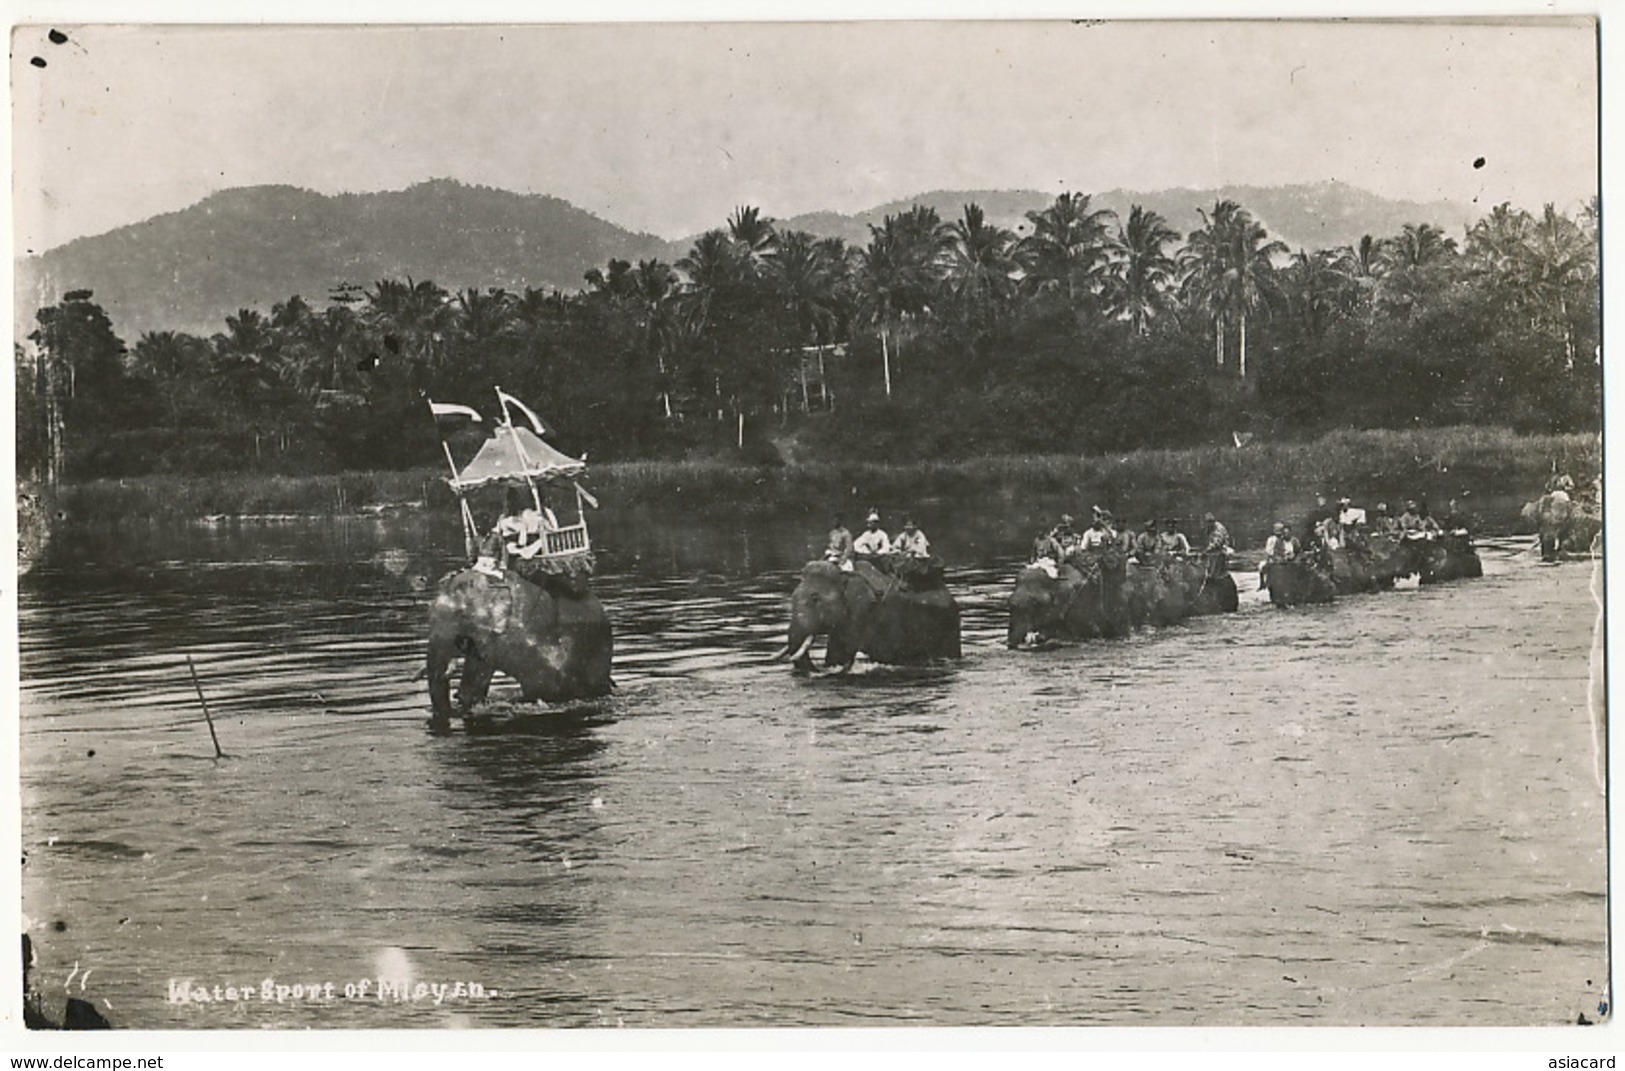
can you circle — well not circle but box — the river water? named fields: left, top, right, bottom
left=17, top=512, right=1608, bottom=1028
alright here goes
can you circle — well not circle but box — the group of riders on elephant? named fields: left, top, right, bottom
left=773, top=556, right=961, bottom=674
left=1521, top=473, right=1601, bottom=563
left=1257, top=498, right=1484, bottom=609
left=1007, top=542, right=1238, bottom=648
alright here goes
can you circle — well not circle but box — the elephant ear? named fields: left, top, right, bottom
left=453, top=576, right=514, bottom=633
left=842, top=570, right=883, bottom=605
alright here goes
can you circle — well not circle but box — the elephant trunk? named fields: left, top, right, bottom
left=783, top=617, right=820, bottom=672
left=1006, top=614, right=1029, bottom=649
left=1007, top=594, right=1045, bottom=649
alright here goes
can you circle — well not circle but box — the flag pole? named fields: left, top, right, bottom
left=427, top=397, right=479, bottom=560
left=496, top=386, right=544, bottom=513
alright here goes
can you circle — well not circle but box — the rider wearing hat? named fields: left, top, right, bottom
left=1262, top=521, right=1297, bottom=564
left=853, top=510, right=892, bottom=557
left=1079, top=507, right=1113, bottom=552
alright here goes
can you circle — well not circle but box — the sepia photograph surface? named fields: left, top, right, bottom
left=9, top=16, right=1606, bottom=1034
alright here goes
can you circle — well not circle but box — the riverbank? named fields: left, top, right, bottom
left=53, top=426, right=1595, bottom=536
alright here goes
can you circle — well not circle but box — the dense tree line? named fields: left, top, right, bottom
left=15, top=194, right=1599, bottom=482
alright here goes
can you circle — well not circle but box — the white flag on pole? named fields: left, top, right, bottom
left=496, top=388, right=549, bottom=437
left=428, top=399, right=483, bottom=422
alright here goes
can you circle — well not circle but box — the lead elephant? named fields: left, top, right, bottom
left=1006, top=550, right=1133, bottom=647
left=1416, top=533, right=1484, bottom=583
left=1261, top=556, right=1336, bottom=608
left=426, top=567, right=613, bottom=732
left=1522, top=492, right=1601, bottom=562
left=778, top=560, right=961, bottom=672
left=1328, top=533, right=1421, bottom=594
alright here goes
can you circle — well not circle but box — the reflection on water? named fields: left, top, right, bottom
left=18, top=515, right=1607, bottom=1028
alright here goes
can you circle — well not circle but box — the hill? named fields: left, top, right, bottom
left=17, top=179, right=671, bottom=339
left=764, top=181, right=1477, bottom=251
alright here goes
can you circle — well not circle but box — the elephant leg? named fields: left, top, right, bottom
left=825, top=634, right=858, bottom=671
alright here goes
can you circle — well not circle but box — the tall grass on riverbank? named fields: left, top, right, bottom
left=57, top=426, right=1597, bottom=529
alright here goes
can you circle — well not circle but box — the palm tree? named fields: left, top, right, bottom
left=1523, top=204, right=1595, bottom=369
left=1377, top=222, right=1457, bottom=273
left=300, top=305, right=368, bottom=396
left=364, top=277, right=453, bottom=372
left=1104, top=205, right=1180, bottom=335
left=1372, top=223, right=1458, bottom=323
left=1466, top=204, right=1533, bottom=274
left=945, top=203, right=1018, bottom=331
left=676, top=229, right=749, bottom=335
left=1178, top=200, right=1286, bottom=379
left=453, top=287, right=518, bottom=349
left=726, top=205, right=779, bottom=277
left=1330, top=234, right=1388, bottom=324
left=130, top=330, right=209, bottom=383
left=212, top=308, right=275, bottom=373
left=1579, top=195, right=1599, bottom=242
left=1281, top=248, right=1348, bottom=340
left=676, top=229, right=759, bottom=422
left=854, top=207, right=950, bottom=396
left=584, top=258, right=636, bottom=299
left=210, top=308, right=288, bottom=458
left=629, top=259, right=681, bottom=417
left=766, top=230, right=847, bottom=411
left=1016, top=192, right=1116, bottom=306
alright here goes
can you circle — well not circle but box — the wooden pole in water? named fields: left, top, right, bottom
left=185, top=655, right=225, bottom=759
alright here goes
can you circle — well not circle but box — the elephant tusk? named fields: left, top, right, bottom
left=787, top=635, right=816, bottom=663
left=768, top=643, right=792, bottom=661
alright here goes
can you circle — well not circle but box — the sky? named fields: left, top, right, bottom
left=10, top=15, right=1602, bottom=255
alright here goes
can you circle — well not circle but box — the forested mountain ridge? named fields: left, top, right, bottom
left=18, top=178, right=1477, bottom=341
left=766, top=181, right=1477, bottom=256
left=17, top=180, right=672, bottom=338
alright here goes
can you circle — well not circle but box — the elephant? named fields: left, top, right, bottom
left=1260, top=555, right=1336, bottom=608
left=1122, top=563, right=1181, bottom=627
left=1129, top=554, right=1240, bottom=624
left=426, top=567, right=613, bottom=732
left=1007, top=548, right=1135, bottom=647
left=1522, top=492, right=1601, bottom=562
left=1416, top=533, right=1484, bottom=584
left=1327, top=533, right=1421, bottom=594
left=778, top=560, right=960, bottom=672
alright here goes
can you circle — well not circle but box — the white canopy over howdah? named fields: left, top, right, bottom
left=448, top=423, right=587, bottom=492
